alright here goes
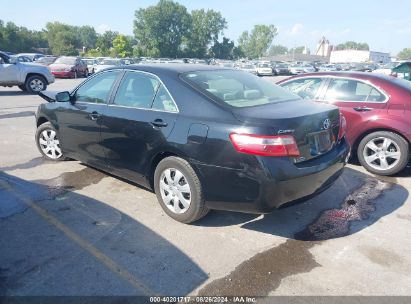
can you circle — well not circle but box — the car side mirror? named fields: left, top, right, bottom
left=56, top=91, right=71, bottom=102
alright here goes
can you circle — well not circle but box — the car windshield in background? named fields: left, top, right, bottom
left=99, top=60, right=122, bottom=65
left=182, top=70, right=299, bottom=108
left=37, top=57, right=56, bottom=64
left=258, top=64, right=270, bottom=68
left=54, top=57, right=76, bottom=65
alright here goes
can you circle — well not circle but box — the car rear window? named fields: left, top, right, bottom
left=181, top=70, right=299, bottom=108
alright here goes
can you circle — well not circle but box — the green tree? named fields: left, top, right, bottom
left=336, top=41, right=369, bottom=50
left=134, top=0, right=191, bottom=57
left=397, top=48, right=411, bottom=60
left=232, top=46, right=245, bottom=59
left=112, top=34, right=133, bottom=57
left=268, top=44, right=288, bottom=56
left=0, top=20, right=48, bottom=53
left=238, top=24, right=277, bottom=59
left=185, top=9, right=226, bottom=58
left=289, top=46, right=305, bottom=54
left=96, top=30, right=119, bottom=56
left=45, top=22, right=79, bottom=55
left=209, top=37, right=234, bottom=59
left=78, top=26, right=97, bottom=49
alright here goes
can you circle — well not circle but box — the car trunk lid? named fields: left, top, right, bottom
left=231, top=99, right=341, bottom=162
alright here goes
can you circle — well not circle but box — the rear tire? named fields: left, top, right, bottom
left=154, top=156, right=209, bottom=223
left=25, top=75, right=47, bottom=94
left=357, top=131, right=409, bottom=176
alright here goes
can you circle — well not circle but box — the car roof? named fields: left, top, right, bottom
left=105, top=63, right=232, bottom=75
left=289, top=71, right=395, bottom=81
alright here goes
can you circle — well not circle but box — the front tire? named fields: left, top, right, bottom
left=25, top=75, right=47, bottom=94
left=154, top=156, right=209, bottom=223
left=35, top=122, right=66, bottom=161
left=357, top=131, right=409, bottom=176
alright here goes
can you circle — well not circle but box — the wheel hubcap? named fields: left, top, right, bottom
left=39, top=129, right=62, bottom=159
left=30, top=79, right=45, bottom=92
left=159, top=168, right=191, bottom=214
left=363, top=137, right=401, bottom=171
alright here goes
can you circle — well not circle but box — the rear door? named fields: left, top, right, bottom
left=100, top=70, right=178, bottom=184
left=280, top=77, right=327, bottom=100
left=319, top=77, right=388, bottom=144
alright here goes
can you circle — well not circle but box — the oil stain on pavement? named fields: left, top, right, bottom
left=199, top=177, right=394, bottom=296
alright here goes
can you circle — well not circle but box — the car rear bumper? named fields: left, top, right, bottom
left=194, top=138, right=350, bottom=213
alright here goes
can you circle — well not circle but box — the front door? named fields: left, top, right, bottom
left=56, top=70, right=121, bottom=166
left=100, top=71, right=178, bottom=184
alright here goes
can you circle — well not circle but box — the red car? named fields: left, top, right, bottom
left=278, top=72, right=411, bottom=175
left=49, top=56, right=88, bottom=78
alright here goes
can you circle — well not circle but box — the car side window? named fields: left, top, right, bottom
left=324, top=78, right=386, bottom=102
left=113, top=72, right=160, bottom=108
left=151, top=84, right=178, bottom=112
left=281, top=78, right=322, bottom=99
left=74, top=71, right=119, bottom=104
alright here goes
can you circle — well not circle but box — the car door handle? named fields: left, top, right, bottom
left=353, top=106, right=372, bottom=112
left=89, top=111, right=101, bottom=120
left=150, top=119, right=168, bottom=128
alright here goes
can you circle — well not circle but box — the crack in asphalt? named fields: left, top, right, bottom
left=198, top=177, right=392, bottom=297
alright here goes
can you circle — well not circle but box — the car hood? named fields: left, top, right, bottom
left=49, top=64, right=74, bottom=69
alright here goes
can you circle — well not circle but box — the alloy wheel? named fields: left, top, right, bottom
left=363, top=137, right=401, bottom=171
left=29, top=78, right=45, bottom=92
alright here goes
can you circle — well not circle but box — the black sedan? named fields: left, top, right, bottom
left=35, top=65, right=350, bottom=223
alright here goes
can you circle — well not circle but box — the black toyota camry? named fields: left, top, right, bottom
left=35, top=64, right=350, bottom=223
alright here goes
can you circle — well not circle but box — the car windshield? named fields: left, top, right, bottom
left=182, top=70, right=299, bottom=108
left=258, top=64, right=270, bottom=68
left=276, top=64, right=287, bottom=68
left=99, top=59, right=122, bottom=65
left=55, top=57, right=76, bottom=65
left=83, top=59, right=94, bottom=64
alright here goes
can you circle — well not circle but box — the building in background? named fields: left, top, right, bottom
left=315, top=37, right=333, bottom=57
left=330, top=50, right=390, bottom=63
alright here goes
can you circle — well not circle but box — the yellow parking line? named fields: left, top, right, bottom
left=1, top=179, right=155, bottom=296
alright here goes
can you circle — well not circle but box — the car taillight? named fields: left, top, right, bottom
left=338, top=114, right=347, bottom=140
left=229, top=133, right=300, bottom=157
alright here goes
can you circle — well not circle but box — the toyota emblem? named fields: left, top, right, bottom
left=323, top=119, right=331, bottom=130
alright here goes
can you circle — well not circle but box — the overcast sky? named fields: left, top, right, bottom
left=1, top=0, right=410, bottom=54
